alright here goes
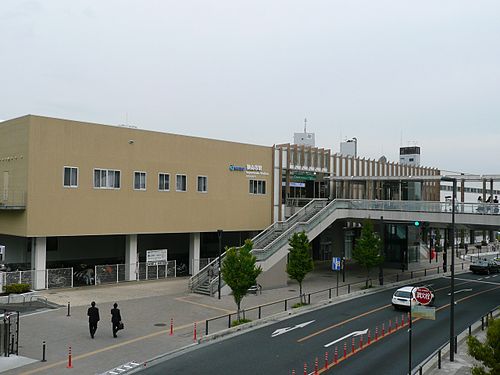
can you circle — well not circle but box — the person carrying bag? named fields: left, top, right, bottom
left=111, top=303, right=123, bottom=338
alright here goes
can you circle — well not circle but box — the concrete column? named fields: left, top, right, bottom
left=189, top=232, right=201, bottom=275
left=31, top=237, right=46, bottom=290
left=125, top=234, right=138, bottom=281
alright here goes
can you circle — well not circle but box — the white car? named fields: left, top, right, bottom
left=391, top=286, right=435, bottom=310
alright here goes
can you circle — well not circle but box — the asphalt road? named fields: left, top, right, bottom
left=137, top=272, right=500, bottom=375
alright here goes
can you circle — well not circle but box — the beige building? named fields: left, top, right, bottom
left=0, top=115, right=273, bottom=288
left=1, top=115, right=443, bottom=290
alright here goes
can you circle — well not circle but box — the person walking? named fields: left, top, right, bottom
left=111, top=303, right=122, bottom=338
left=87, top=301, right=100, bottom=339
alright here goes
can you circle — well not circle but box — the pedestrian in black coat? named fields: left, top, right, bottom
left=111, top=303, right=122, bottom=338
left=87, top=301, right=100, bottom=339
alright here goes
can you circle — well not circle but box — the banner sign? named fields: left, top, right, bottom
left=411, top=304, right=436, bottom=320
left=332, top=257, right=342, bottom=271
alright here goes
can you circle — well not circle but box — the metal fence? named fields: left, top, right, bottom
left=95, top=261, right=177, bottom=285
left=1, top=268, right=73, bottom=291
left=1, top=261, right=178, bottom=291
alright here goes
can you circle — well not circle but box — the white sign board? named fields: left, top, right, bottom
left=146, top=249, right=168, bottom=265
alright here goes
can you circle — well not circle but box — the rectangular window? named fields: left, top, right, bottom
left=158, top=173, right=170, bottom=191
left=249, top=180, right=266, bottom=195
left=176, top=174, right=187, bottom=192
left=197, top=176, right=208, bottom=193
left=134, top=171, right=146, bottom=190
left=63, top=166, right=78, bottom=188
left=94, top=169, right=121, bottom=189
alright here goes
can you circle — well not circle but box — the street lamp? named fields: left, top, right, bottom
left=442, top=176, right=457, bottom=361
left=217, top=229, right=223, bottom=300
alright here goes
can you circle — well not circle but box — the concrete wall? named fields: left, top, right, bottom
left=0, top=235, right=29, bottom=264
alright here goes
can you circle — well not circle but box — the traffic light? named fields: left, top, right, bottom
left=414, top=221, right=420, bottom=227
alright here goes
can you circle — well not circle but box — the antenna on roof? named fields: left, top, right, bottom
left=304, top=117, right=307, bottom=133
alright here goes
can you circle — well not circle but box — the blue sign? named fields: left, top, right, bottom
left=332, top=257, right=342, bottom=271
left=229, top=165, right=245, bottom=172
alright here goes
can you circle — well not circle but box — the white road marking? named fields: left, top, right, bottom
left=447, top=288, right=472, bottom=296
left=271, top=320, right=315, bottom=337
left=452, top=277, right=500, bottom=286
left=324, top=329, right=369, bottom=348
left=485, top=276, right=491, bottom=279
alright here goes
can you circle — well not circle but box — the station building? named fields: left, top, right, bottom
left=0, top=115, right=442, bottom=289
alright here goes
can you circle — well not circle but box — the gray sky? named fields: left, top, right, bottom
left=1, top=1, right=499, bottom=174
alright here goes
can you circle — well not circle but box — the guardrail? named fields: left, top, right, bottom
left=0, top=189, right=26, bottom=209
left=412, top=305, right=500, bottom=375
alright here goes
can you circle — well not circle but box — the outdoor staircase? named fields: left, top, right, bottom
left=188, top=199, right=329, bottom=296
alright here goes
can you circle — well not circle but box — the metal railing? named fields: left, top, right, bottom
left=202, top=261, right=468, bottom=335
left=0, top=189, right=26, bottom=209
left=412, top=305, right=500, bottom=375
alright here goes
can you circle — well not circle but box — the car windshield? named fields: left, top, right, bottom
left=394, top=291, right=412, bottom=298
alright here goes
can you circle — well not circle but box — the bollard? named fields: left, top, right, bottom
left=455, top=336, right=458, bottom=354
left=438, top=349, right=441, bottom=369
left=359, top=335, right=363, bottom=349
left=388, top=320, right=391, bottom=334
left=324, top=351, right=329, bottom=369
left=402, top=314, right=405, bottom=326
left=292, top=370, right=295, bottom=375
left=67, top=346, right=73, bottom=368
left=375, top=326, right=378, bottom=340
left=193, top=322, right=197, bottom=341
left=41, top=341, right=46, bottom=362
left=344, top=341, right=347, bottom=358
left=348, top=284, right=351, bottom=294
left=481, top=317, right=484, bottom=331
left=314, top=357, right=318, bottom=375
left=303, top=362, right=307, bottom=375
left=170, top=318, right=174, bottom=336
left=395, top=317, right=399, bottom=329
left=67, top=302, right=71, bottom=317
left=334, top=346, right=338, bottom=364
left=368, top=330, right=371, bottom=345
left=205, top=320, right=209, bottom=336
left=351, top=337, right=355, bottom=353
left=468, top=326, right=471, bottom=336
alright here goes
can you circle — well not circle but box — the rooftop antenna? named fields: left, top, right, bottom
left=304, top=117, right=307, bottom=133
left=400, top=130, right=403, bottom=146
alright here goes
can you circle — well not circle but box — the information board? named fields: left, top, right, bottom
left=146, top=249, right=168, bottom=265
left=332, top=257, right=342, bottom=271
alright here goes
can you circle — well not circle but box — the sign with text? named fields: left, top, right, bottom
left=146, top=249, right=168, bottom=265
left=415, top=287, right=433, bottom=305
left=332, top=257, right=342, bottom=271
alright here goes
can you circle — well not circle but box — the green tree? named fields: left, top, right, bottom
left=286, top=231, right=314, bottom=304
left=221, top=239, right=262, bottom=321
left=352, top=220, right=383, bottom=288
left=467, top=318, right=500, bottom=375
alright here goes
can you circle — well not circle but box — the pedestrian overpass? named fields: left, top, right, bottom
left=189, top=198, right=500, bottom=295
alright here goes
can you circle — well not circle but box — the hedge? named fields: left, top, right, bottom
left=5, top=283, right=31, bottom=294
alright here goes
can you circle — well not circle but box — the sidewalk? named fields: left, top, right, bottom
left=0, top=254, right=477, bottom=375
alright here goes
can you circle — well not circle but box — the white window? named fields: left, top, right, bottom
left=63, top=166, right=78, bottom=188
left=94, top=169, right=121, bottom=189
left=158, top=173, right=170, bottom=191
left=197, top=176, right=208, bottom=193
left=249, top=180, right=266, bottom=195
left=134, top=171, right=147, bottom=190
left=176, top=174, right=187, bottom=192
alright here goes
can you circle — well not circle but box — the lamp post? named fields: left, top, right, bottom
left=408, top=286, right=416, bottom=375
left=217, top=229, right=223, bottom=300
left=379, top=215, right=384, bottom=285
left=442, top=176, right=456, bottom=361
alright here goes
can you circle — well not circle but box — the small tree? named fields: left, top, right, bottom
left=467, top=318, right=500, bottom=375
left=221, top=239, right=262, bottom=321
left=286, top=231, right=314, bottom=304
left=352, top=220, right=383, bottom=288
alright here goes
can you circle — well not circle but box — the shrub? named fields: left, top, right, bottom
left=5, top=283, right=31, bottom=294
left=231, top=319, right=252, bottom=327
left=292, top=302, right=308, bottom=309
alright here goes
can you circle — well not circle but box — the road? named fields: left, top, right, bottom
left=136, top=272, right=500, bottom=375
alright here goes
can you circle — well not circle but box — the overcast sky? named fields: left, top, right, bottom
left=1, top=1, right=499, bottom=174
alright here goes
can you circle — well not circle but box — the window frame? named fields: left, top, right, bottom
left=176, top=174, right=187, bottom=192
left=93, top=168, right=121, bottom=189
left=249, top=179, right=266, bottom=195
left=63, top=166, right=79, bottom=188
left=158, top=172, right=170, bottom=192
left=197, top=175, right=208, bottom=193
left=134, top=171, right=147, bottom=191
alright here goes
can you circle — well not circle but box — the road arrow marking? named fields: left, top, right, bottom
left=271, top=320, right=315, bottom=337
left=324, top=329, right=369, bottom=348
left=447, top=288, right=473, bottom=296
